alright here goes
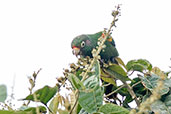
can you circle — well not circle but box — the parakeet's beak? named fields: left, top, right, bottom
left=72, top=46, right=80, bottom=57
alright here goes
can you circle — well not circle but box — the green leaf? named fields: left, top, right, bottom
left=68, top=73, right=85, bottom=90
left=126, top=59, right=152, bottom=72
left=24, top=106, right=47, bottom=114
left=151, top=100, right=170, bottom=114
left=78, top=60, right=104, bottom=113
left=79, top=85, right=103, bottom=113
left=99, top=103, right=129, bottom=114
left=104, top=64, right=131, bottom=82
left=0, top=84, right=7, bottom=102
left=78, top=108, right=89, bottom=114
left=140, top=74, right=170, bottom=95
left=101, top=69, right=116, bottom=86
left=24, top=85, right=58, bottom=105
left=0, top=106, right=46, bottom=114
left=49, top=94, right=60, bottom=114
left=0, top=110, right=32, bottom=114
left=164, top=94, right=171, bottom=113
left=115, top=57, right=127, bottom=71
left=137, top=59, right=152, bottom=71
left=83, top=60, right=101, bottom=89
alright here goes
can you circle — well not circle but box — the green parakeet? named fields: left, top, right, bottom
left=71, top=31, right=119, bottom=100
left=71, top=31, right=119, bottom=62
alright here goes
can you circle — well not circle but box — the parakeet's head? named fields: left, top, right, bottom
left=71, top=34, right=95, bottom=57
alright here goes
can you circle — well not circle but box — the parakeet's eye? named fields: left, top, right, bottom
left=81, top=41, right=85, bottom=48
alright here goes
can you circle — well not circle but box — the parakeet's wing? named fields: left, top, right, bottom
left=107, top=36, right=116, bottom=47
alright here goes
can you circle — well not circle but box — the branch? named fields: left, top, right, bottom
left=132, top=81, right=142, bottom=88
left=104, top=85, right=125, bottom=98
left=26, top=68, right=42, bottom=106
left=81, top=5, right=121, bottom=82
left=69, top=90, right=79, bottom=114
left=122, top=81, right=140, bottom=107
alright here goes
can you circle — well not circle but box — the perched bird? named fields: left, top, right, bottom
left=71, top=31, right=119, bottom=100
left=71, top=31, right=119, bottom=62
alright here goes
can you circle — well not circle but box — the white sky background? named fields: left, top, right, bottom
left=0, top=0, right=171, bottom=107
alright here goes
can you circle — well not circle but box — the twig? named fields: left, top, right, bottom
left=103, top=68, right=140, bottom=106
left=26, top=68, right=42, bottom=106
left=69, top=90, right=79, bottom=114
left=104, top=85, right=125, bottom=98
left=103, top=83, right=111, bottom=87
left=123, top=81, right=140, bottom=107
left=81, top=6, right=120, bottom=82
left=128, top=71, right=134, bottom=76
left=132, top=81, right=142, bottom=88
left=45, top=104, right=54, bottom=114
left=33, top=93, right=40, bottom=114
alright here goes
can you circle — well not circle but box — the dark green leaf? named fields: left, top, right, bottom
left=24, top=85, right=58, bottom=105
left=104, top=64, right=131, bottom=82
left=99, top=103, right=129, bottom=114
left=0, top=84, right=7, bottom=102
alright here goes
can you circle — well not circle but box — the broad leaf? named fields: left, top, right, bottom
left=101, top=69, right=116, bottom=86
left=79, top=85, right=103, bottom=113
left=115, top=57, right=127, bottom=70
left=104, top=64, right=131, bottom=82
left=137, top=59, right=152, bottom=71
left=24, top=85, right=58, bottom=105
left=99, top=103, right=129, bottom=114
left=151, top=100, right=170, bottom=114
left=0, top=84, right=7, bottom=102
left=140, top=74, right=170, bottom=95
left=78, top=60, right=103, bottom=113
left=126, top=59, right=152, bottom=72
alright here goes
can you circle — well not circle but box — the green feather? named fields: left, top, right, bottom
left=71, top=31, right=119, bottom=61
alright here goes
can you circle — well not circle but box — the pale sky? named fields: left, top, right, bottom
left=0, top=0, right=171, bottom=107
